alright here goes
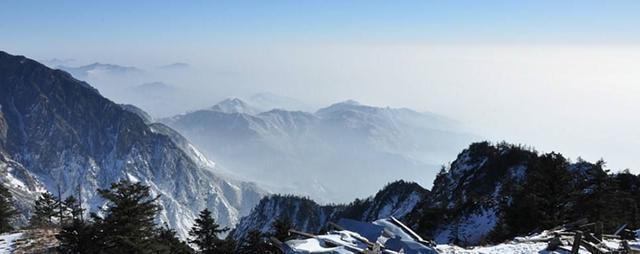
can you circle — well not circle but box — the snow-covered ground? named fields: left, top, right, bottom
left=0, top=232, right=23, bottom=254
left=436, top=242, right=579, bottom=254
left=284, top=217, right=439, bottom=253
left=283, top=217, right=640, bottom=254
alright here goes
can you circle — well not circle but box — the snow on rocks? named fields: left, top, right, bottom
left=0, top=232, right=23, bottom=254
left=281, top=216, right=438, bottom=254
left=280, top=215, right=640, bottom=254
left=435, top=242, right=572, bottom=254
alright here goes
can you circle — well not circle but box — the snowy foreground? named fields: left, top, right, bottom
left=0, top=233, right=23, bottom=254
left=282, top=217, right=640, bottom=254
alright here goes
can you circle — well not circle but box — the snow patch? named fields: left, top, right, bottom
left=0, top=232, right=24, bottom=254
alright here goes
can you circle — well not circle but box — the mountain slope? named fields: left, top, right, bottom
left=232, top=180, right=428, bottom=240
left=210, top=98, right=261, bottom=115
left=0, top=51, right=265, bottom=237
left=234, top=141, right=638, bottom=247
left=162, top=99, right=476, bottom=202
left=247, top=92, right=314, bottom=112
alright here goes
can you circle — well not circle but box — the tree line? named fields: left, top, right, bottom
left=0, top=180, right=295, bottom=254
left=412, top=141, right=640, bottom=245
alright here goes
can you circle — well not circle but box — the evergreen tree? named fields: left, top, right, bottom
left=56, top=218, right=96, bottom=254
left=56, top=195, right=92, bottom=253
left=60, top=196, right=83, bottom=226
left=0, top=184, right=16, bottom=233
left=189, top=208, right=235, bottom=254
left=154, top=224, right=194, bottom=254
left=30, top=192, right=59, bottom=228
left=272, top=215, right=294, bottom=242
left=237, top=230, right=279, bottom=254
left=96, top=180, right=161, bottom=253
left=506, top=152, right=574, bottom=235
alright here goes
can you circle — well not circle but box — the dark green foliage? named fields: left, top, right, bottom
left=507, top=152, right=575, bottom=234
left=56, top=195, right=95, bottom=254
left=405, top=141, right=640, bottom=245
left=155, top=224, right=194, bottom=254
left=56, top=180, right=200, bottom=254
left=56, top=218, right=96, bottom=254
left=95, top=180, right=162, bottom=253
left=272, top=215, right=294, bottom=242
left=236, top=230, right=280, bottom=254
left=60, top=196, right=83, bottom=226
left=30, top=192, right=59, bottom=228
left=575, top=168, right=640, bottom=232
left=189, top=208, right=235, bottom=254
left=0, top=184, right=16, bottom=233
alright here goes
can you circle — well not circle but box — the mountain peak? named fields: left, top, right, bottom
left=340, top=99, right=361, bottom=105
left=0, top=51, right=266, bottom=238
left=247, top=93, right=313, bottom=112
left=210, top=98, right=260, bottom=115
left=315, top=100, right=374, bottom=117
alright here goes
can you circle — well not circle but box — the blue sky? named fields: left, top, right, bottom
left=2, top=0, right=640, bottom=52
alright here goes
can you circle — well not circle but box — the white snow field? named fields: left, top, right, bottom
left=0, top=232, right=23, bottom=254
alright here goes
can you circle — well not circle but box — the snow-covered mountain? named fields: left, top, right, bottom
left=210, top=98, right=261, bottom=115
left=246, top=92, right=314, bottom=112
left=231, top=180, right=428, bottom=241
left=233, top=141, right=624, bottom=247
left=161, top=98, right=476, bottom=202
left=405, top=142, right=622, bottom=246
left=0, top=51, right=266, bottom=238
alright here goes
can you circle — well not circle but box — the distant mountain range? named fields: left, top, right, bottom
left=57, top=63, right=143, bottom=78
left=246, top=92, right=314, bottom=112
left=158, top=62, right=190, bottom=70
left=0, top=51, right=266, bottom=238
left=161, top=97, right=478, bottom=202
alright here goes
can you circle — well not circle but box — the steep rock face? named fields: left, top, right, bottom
left=0, top=51, right=265, bottom=237
left=232, top=180, right=428, bottom=240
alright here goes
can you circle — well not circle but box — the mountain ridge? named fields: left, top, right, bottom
left=233, top=141, right=640, bottom=246
left=0, top=51, right=266, bottom=238
left=161, top=97, right=477, bottom=202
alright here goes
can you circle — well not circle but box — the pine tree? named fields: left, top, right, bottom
left=96, top=180, right=161, bottom=253
left=0, top=184, right=16, bottom=233
left=506, top=152, right=574, bottom=235
left=237, top=230, right=279, bottom=254
left=56, top=218, right=96, bottom=254
left=30, top=192, right=59, bottom=228
left=60, top=196, right=83, bottom=226
left=272, top=215, right=294, bottom=242
left=154, top=224, right=194, bottom=254
left=189, top=208, right=234, bottom=254
left=56, top=194, right=93, bottom=253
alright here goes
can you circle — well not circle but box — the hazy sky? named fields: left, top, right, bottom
left=1, top=1, right=639, bottom=171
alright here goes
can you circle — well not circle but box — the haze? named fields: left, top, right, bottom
left=2, top=0, right=638, bottom=173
